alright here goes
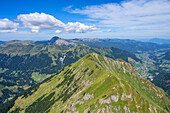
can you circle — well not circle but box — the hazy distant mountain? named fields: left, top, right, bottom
left=2, top=37, right=169, bottom=52
left=149, top=38, right=170, bottom=44
left=0, top=41, right=5, bottom=45
left=1, top=36, right=77, bottom=47
left=1, top=40, right=34, bottom=47
left=136, top=38, right=170, bottom=45
left=73, top=38, right=170, bottom=53
left=8, top=53, right=170, bottom=113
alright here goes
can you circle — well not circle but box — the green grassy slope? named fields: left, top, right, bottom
left=9, top=53, right=170, bottom=113
left=152, top=73, right=170, bottom=95
left=0, top=44, right=141, bottom=108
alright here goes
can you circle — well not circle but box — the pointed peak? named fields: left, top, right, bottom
left=76, top=44, right=88, bottom=47
left=50, top=36, right=60, bottom=41
left=117, top=58, right=126, bottom=63
left=84, top=52, right=99, bottom=58
left=82, top=53, right=107, bottom=64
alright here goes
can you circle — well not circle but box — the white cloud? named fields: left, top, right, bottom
left=69, top=0, right=170, bottom=31
left=17, top=12, right=98, bottom=33
left=106, top=29, right=111, bottom=32
left=64, top=22, right=97, bottom=33
left=0, top=19, right=19, bottom=33
left=17, top=12, right=65, bottom=33
left=55, top=30, right=62, bottom=33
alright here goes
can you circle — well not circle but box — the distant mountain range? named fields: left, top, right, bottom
left=149, top=38, right=170, bottom=44
left=1, top=40, right=34, bottom=46
left=0, top=36, right=77, bottom=47
left=135, top=38, right=170, bottom=45
left=1, top=37, right=169, bottom=53
left=73, top=38, right=170, bottom=53
left=0, top=41, right=5, bottom=45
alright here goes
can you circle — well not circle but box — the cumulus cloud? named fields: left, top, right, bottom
left=55, top=30, right=62, bottom=33
left=0, top=19, right=19, bottom=33
left=69, top=0, right=170, bottom=31
left=17, top=12, right=97, bottom=33
left=17, top=12, right=65, bottom=33
left=65, top=22, right=97, bottom=33
left=106, top=29, right=111, bottom=32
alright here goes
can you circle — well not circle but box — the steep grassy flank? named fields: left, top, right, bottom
left=0, top=44, right=141, bottom=105
left=153, top=73, right=170, bottom=95
left=9, top=53, right=170, bottom=113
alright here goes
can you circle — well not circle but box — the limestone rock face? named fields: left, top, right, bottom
left=48, top=36, right=77, bottom=47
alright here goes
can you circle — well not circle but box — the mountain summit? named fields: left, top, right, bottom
left=9, top=53, right=170, bottom=113
left=48, top=36, right=60, bottom=44
left=48, top=36, right=77, bottom=47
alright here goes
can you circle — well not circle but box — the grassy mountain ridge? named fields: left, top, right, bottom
left=0, top=44, right=141, bottom=106
left=9, top=53, right=170, bottom=113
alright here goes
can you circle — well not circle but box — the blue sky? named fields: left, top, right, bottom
left=0, top=0, right=170, bottom=40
